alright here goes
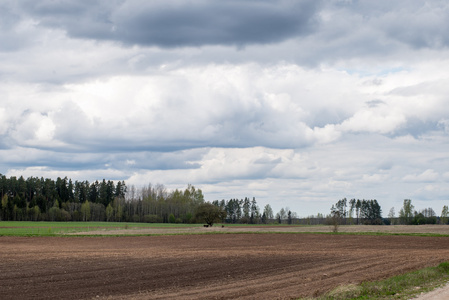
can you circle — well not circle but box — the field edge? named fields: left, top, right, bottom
left=301, top=262, right=449, bottom=300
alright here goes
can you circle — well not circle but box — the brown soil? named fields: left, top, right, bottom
left=1, top=234, right=449, bottom=299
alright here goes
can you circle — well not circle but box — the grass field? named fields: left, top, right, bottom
left=1, top=221, right=449, bottom=237
left=0, top=221, right=204, bottom=236
left=0, top=221, right=294, bottom=236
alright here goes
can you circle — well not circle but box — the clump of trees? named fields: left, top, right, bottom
left=398, top=199, right=414, bottom=225
left=212, top=197, right=261, bottom=224
left=210, top=198, right=300, bottom=224
left=125, top=183, right=205, bottom=223
left=380, top=200, right=448, bottom=225
left=274, top=207, right=298, bottom=225
left=328, top=198, right=449, bottom=226
left=394, top=199, right=441, bottom=225
left=328, top=198, right=383, bottom=225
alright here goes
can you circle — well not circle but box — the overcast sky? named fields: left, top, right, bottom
left=1, top=0, right=449, bottom=216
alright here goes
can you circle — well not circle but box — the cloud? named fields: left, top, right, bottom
left=379, top=3, right=449, bottom=49
left=3, top=1, right=449, bottom=217
left=21, top=1, right=449, bottom=53
left=0, top=0, right=446, bottom=75
left=365, top=99, right=385, bottom=108
left=3, top=59, right=449, bottom=155
left=19, top=0, right=322, bottom=48
left=3, top=0, right=449, bottom=88
left=0, top=107, right=9, bottom=136
left=13, top=64, right=358, bottom=152
left=11, top=111, right=56, bottom=146
left=338, top=108, right=406, bottom=134
left=6, top=166, right=128, bottom=182
left=0, top=2, right=35, bottom=52
left=403, top=169, right=440, bottom=183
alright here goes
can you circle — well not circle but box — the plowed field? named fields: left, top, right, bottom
left=1, top=234, right=449, bottom=299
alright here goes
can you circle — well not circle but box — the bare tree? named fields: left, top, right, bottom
left=441, top=206, right=448, bottom=224
left=263, top=204, right=274, bottom=220
left=399, top=199, right=414, bottom=225
left=388, top=207, right=395, bottom=225
left=279, top=208, right=287, bottom=220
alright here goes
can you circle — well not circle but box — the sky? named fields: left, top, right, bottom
left=1, top=0, right=449, bottom=217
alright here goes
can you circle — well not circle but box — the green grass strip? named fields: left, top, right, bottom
left=1, top=222, right=449, bottom=237
left=0, top=221, right=205, bottom=236
left=305, top=262, right=449, bottom=300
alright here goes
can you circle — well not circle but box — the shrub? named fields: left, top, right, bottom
left=59, top=209, right=71, bottom=221
left=195, top=202, right=226, bottom=227
left=168, top=213, right=176, bottom=223
left=144, top=214, right=161, bottom=223
left=239, top=216, right=250, bottom=224
left=438, top=262, right=449, bottom=272
left=132, top=214, right=141, bottom=222
left=183, top=212, right=193, bottom=223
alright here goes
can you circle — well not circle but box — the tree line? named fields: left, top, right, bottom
left=327, top=198, right=449, bottom=226
left=211, top=198, right=302, bottom=224
left=0, top=174, right=209, bottom=223
left=329, top=198, right=383, bottom=225
left=388, top=199, right=448, bottom=225
left=0, top=174, right=298, bottom=224
left=0, top=174, right=126, bottom=221
left=1, top=174, right=448, bottom=225
left=0, top=174, right=211, bottom=223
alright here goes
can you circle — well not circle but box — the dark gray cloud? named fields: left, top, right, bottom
left=0, top=147, right=204, bottom=179
left=3, top=0, right=448, bottom=79
left=20, top=0, right=119, bottom=42
left=112, top=0, right=321, bottom=47
left=20, top=0, right=322, bottom=48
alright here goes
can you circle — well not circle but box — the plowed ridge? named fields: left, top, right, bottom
left=1, top=234, right=449, bottom=299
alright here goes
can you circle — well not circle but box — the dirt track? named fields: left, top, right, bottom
left=1, top=234, right=449, bottom=299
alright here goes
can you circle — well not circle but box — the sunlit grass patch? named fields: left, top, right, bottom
left=305, top=262, right=449, bottom=300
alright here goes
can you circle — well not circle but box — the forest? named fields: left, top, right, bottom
left=0, top=174, right=204, bottom=223
left=0, top=174, right=447, bottom=225
left=0, top=173, right=273, bottom=224
left=0, top=173, right=297, bottom=224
